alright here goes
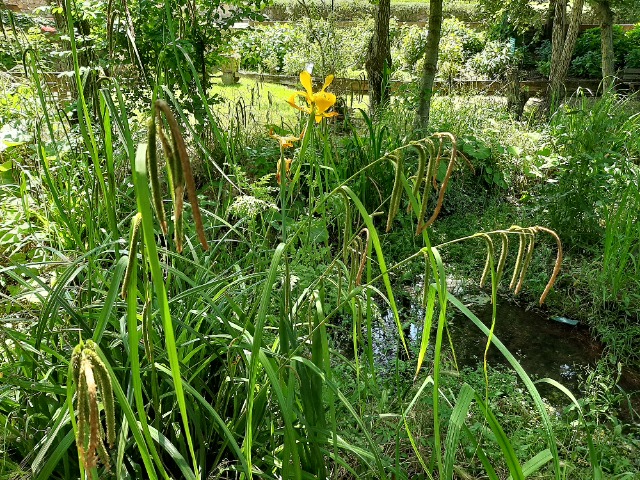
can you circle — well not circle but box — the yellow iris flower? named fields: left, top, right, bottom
left=269, top=128, right=306, bottom=148
left=276, top=158, right=293, bottom=184
left=287, top=71, right=339, bottom=123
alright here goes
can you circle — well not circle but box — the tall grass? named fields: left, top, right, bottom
left=0, top=2, right=619, bottom=479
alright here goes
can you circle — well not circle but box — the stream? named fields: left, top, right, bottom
left=373, top=294, right=639, bottom=417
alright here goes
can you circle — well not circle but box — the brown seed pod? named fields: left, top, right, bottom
left=355, top=228, right=370, bottom=287
left=154, top=100, right=208, bottom=252
left=72, top=342, right=116, bottom=473
left=147, top=117, right=167, bottom=235
left=515, top=231, right=535, bottom=295
left=534, top=226, right=563, bottom=305
left=510, top=229, right=527, bottom=290
left=121, top=213, right=142, bottom=299
left=386, top=154, right=404, bottom=232
left=417, top=133, right=459, bottom=234
left=479, top=234, right=495, bottom=288
left=496, top=232, right=509, bottom=284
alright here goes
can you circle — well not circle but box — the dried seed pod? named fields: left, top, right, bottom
left=154, top=100, right=208, bottom=252
left=407, top=141, right=429, bottom=213
left=432, top=135, right=445, bottom=189
left=147, top=117, right=167, bottom=235
left=355, top=228, right=370, bottom=287
left=76, top=356, right=88, bottom=465
left=97, top=439, right=111, bottom=473
left=121, top=213, right=142, bottom=299
left=84, top=358, right=99, bottom=470
left=534, top=226, right=563, bottom=305
left=415, top=140, right=438, bottom=234
left=71, top=343, right=82, bottom=388
left=71, top=341, right=116, bottom=473
left=416, top=176, right=431, bottom=235
left=157, top=121, right=180, bottom=193
left=350, top=236, right=362, bottom=285
left=386, top=154, right=404, bottom=232
left=417, top=133, right=459, bottom=234
left=515, top=231, right=535, bottom=295
left=496, top=232, right=509, bottom=284
left=510, top=229, right=527, bottom=290
left=479, top=234, right=495, bottom=288
left=92, top=359, right=115, bottom=448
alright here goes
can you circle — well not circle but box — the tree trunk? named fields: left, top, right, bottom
left=365, top=0, right=391, bottom=114
left=543, top=0, right=557, bottom=41
left=415, top=0, right=443, bottom=133
left=545, top=0, right=584, bottom=113
left=597, top=0, right=615, bottom=90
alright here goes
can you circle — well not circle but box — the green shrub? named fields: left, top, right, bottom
left=625, top=48, right=640, bottom=68
left=230, top=19, right=372, bottom=77
left=230, top=24, right=300, bottom=73
left=625, top=23, right=640, bottom=68
left=547, top=93, right=640, bottom=250
left=535, top=39, right=552, bottom=76
left=468, top=40, right=521, bottom=79
left=394, top=18, right=485, bottom=79
left=570, top=26, right=631, bottom=77
left=570, top=50, right=602, bottom=78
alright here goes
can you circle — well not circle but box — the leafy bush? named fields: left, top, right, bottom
left=570, top=26, right=632, bottom=77
left=394, top=18, right=485, bottom=79
left=230, top=24, right=300, bottom=73
left=536, top=39, right=552, bottom=76
left=536, top=25, right=640, bottom=78
left=0, top=26, right=58, bottom=71
left=625, top=23, right=640, bottom=68
left=230, top=19, right=371, bottom=77
left=626, top=48, right=640, bottom=68
left=283, top=17, right=372, bottom=78
left=547, top=93, right=640, bottom=250
left=467, top=40, right=521, bottom=79
left=571, top=50, right=603, bottom=78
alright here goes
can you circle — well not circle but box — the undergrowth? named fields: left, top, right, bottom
left=0, top=3, right=639, bottom=479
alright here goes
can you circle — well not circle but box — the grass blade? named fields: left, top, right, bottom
left=133, top=143, right=199, bottom=477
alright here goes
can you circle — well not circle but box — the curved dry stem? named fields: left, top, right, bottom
left=407, top=140, right=433, bottom=213
left=432, top=135, right=445, bottom=190
left=338, top=189, right=352, bottom=264
left=457, top=150, right=475, bottom=174
left=534, top=226, right=563, bottom=305
left=157, top=120, right=179, bottom=193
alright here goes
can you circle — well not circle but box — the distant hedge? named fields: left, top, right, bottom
left=263, top=0, right=484, bottom=23
left=263, top=0, right=638, bottom=25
